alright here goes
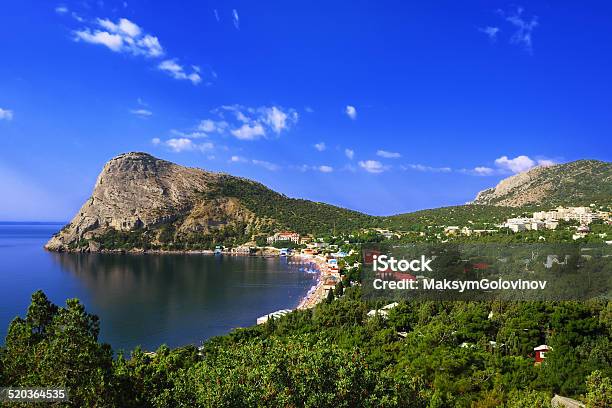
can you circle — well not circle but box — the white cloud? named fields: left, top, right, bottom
left=494, top=155, right=535, bottom=173
left=155, top=137, right=213, bottom=153
left=494, top=155, right=555, bottom=173
left=71, top=12, right=84, bottom=22
left=130, top=108, right=152, bottom=117
left=0, top=108, right=14, bottom=121
left=158, top=59, right=201, bottom=84
left=170, top=129, right=207, bottom=139
left=376, top=150, right=401, bottom=159
left=345, top=148, right=354, bottom=160
left=137, top=35, right=164, bottom=57
left=98, top=17, right=141, bottom=37
left=71, top=16, right=204, bottom=84
left=164, top=138, right=214, bottom=153
left=304, top=106, right=314, bottom=113
left=252, top=159, right=279, bottom=171
left=358, top=160, right=387, bottom=174
left=230, top=155, right=247, bottom=163
left=537, top=159, right=556, bottom=167
left=74, top=18, right=163, bottom=57
left=166, top=138, right=194, bottom=152
left=403, top=164, right=451, bottom=173
left=264, top=106, right=297, bottom=134
left=214, top=9, right=220, bottom=22
left=473, top=166, right=494, bottom=175
left=55, top=5, right=68, bottom=14
left=345, top=105, right=357, bottom=120
left=198, top=119, right=228, bottom=133
left=314, top=142, right=326, bottom=152
left=501, top=7, right=538, bottom=53
left=232, top=9, right=240, bottom=29
left=479, top=26, right=500, bottom=41
left=292, top=164, right=334, bottom=173
left=210, top=105, right=298, bottom=141
left=74, top=30, right=123, bottom=51
left=231, top=123, right=266, bottom=140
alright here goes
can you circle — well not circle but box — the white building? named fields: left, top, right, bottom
left=505, top=218, right=532, bottom=232
left=257, top=309, right=292, bottom=325
left=267, top=231, right=300, bottom=244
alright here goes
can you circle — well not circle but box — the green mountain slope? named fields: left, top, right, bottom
left=472, top=160, right=612, bottom=207
left=45, top=154, right=610, bottom=252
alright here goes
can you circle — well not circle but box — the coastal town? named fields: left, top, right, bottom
left=245, top=205, right=612, bottom=325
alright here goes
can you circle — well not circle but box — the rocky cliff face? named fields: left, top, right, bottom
left=46, top=152, right=375, bottom=252
left=45, top=152, right=260, bottom=251
left=472, top=160, right=612, bottom=207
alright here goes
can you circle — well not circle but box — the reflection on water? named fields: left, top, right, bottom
left=0, top=224, right=314, bottom=351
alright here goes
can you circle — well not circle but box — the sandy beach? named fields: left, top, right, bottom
left=296, top=254, right=333, bottom=310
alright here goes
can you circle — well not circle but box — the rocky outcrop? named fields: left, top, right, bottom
left=472, top=160, right=612, bottom=207
left=46, top=152, right=378, bottom=252
left=45, top=153, right=257, bottom=251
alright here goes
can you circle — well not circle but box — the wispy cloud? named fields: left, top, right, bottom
left=462, top=155, right=557, bottom=176
left=494, top=155, right=554, bottom=173
left=458, top=166, right=495, bottom=176
left=252, top=159, right=279, bottom=171
left=71, top=16, right=205, bottom=85
left=229, top=156, right=281, bottom=171
left=0, top=108, right=14, bottom=121
left=231, top=123, right=266, bottom=140
left=130, top=108, right=152, bottom=117
left=56, top=5, right=83, bottom=22
left=498, top=7, right=538, bottom=53
left=158, top=59, right=201, bottom=84
left=314, top=142, right=326, bottom=152
left=229, top=155, right=247, bottom=163
left=358, top=160, right=388, bottom=174
left=232, top=9, right=240, bottom=30
left=205, top=105, right=299, bottom=141
left=152, top=137, right=213, bottom=153
left=473, top=166, right=495, bottom=176
left=74, top=17, right=163, bottom=57
left=345, top=105, right=357, bottom=120
left=55, top=5, right=68, bottom=14
left=479, top=26, right=500, bottom=42
left=402, top=164, right=451, bottom=173
left=198, top=119, right=228, bottom=134
left=170, top=129, right=208, bottom=139
left=344, top=148, right=354, bottom=160
left=214, top=9, right=220, bottom=22
left=376, top=150, right=401, bottom=159
left=293, top=164, right=334, bottom=173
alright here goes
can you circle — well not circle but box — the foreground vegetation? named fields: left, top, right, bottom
left=1, top=289, right=610, bottom=407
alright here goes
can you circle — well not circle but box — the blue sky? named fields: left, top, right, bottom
left=1, top=1, right=611, bottom=221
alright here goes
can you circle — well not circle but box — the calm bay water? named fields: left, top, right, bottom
left=0, top=223, right=316, bottom=351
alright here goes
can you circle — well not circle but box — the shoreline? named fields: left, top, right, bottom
left=295, top=254, right=331, bottom=310
left=44, top=247, right=284, bottom=256
left=47, top=243, right=331, bottom=313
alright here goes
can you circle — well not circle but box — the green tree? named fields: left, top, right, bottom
left=1, top=291, right=115, bottom=407
left=586, top=370, right=612, bottom=408
left=326, top=288, right=335, bottom=303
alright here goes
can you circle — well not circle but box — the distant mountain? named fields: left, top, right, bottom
left=45, top=152, right=376, bottom=252
left=45, top=154, right=611, bottom=252
left=471, top=160, right=612, bottom=208
left=383, top=205, right=518, bottom=230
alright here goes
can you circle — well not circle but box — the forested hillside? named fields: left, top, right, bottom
left=1, top=290, right=610, bottom=407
